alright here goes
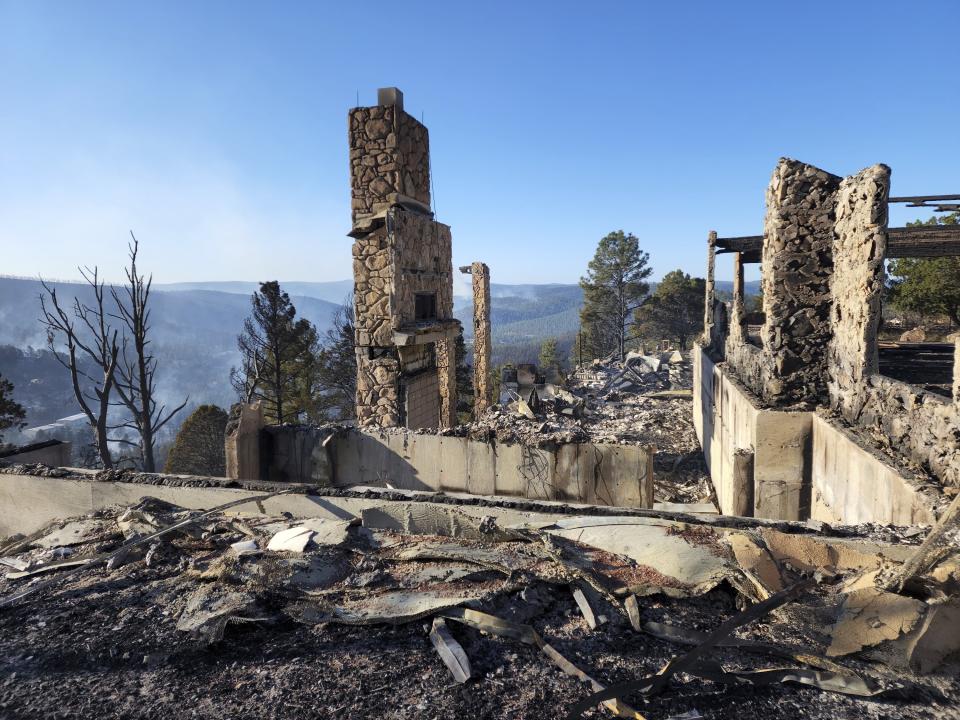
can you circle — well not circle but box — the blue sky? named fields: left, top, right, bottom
left=1, top=1, right=958, bottom=290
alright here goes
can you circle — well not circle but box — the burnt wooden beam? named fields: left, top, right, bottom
left=887, top=224, right=960, bottom=257
left=889, top=194, right=960, bottom=204
left=713, top=224, right=960, bottom=259
left=714, top=235, right=762, bottom=254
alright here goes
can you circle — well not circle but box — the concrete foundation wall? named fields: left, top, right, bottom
left=697, top=346, right=756, bottom=514
left=696, top=345, right=939, bottom=524
left=333, top=431, right=654, bottom=508
left=695, top=347, right=809, bottom=519
left=262, top=426, right=334, bottom=485
left=0, top=473, right=573, bottom=538
left=0, top=441, right=72, bottom=467
left=811, top=414, right=938, bottom=526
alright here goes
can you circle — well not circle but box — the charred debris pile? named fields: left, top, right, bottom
left=1, top=487, right=958, bottom=718
left=440, top=351, right=711, bottom=504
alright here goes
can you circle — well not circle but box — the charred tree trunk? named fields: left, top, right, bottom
left=40, top=270, right=120, bottom=469
left=112, top=235, right=187, bottom=472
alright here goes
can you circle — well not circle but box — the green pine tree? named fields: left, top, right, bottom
left=230, top=281, right=320, bottom=424
left=579, top=230, right=653, bottom=361
left=888, top=213, right=960, bottom=326
left=163, top=404, right=228, bottom=476
left=635, top=269, right=706, bottom=350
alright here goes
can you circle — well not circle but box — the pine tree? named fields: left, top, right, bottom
left=888, top=213, right=960, bottom=326
left=0, top=373, right=26, bottom=444
left=230, top=281, right=320, bottom=424
left=635, top=270, right=705, bottom=350
left=309, top=302, right=357, bottom=422
left=538, top=337, right=560, bottom=380
left=579, top=230, right=653, bottom=361
left=163, top=404, right=228, bottom=476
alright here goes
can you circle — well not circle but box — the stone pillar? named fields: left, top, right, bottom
left=954, top=337, right=960, bottom=411
left=436, top=333, right=458, bottom=428
left=730, top=251, right=746, bottom=343
left=470, top=262, right=492, bottom=416
left=826, top=164, right=890, bottom=420
left=759, top=158, right=841, bottom=407
left=703, top=230, right=717, bottom=344
left=225, top=402, right=263, bottom=481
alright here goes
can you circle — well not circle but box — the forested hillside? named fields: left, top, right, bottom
left=0, top=277, right=340, bottom=430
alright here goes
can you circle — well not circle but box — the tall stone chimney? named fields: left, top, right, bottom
left=348, top=88, right=460, bottom=429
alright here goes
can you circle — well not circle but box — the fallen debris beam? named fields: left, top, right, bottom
left=429, top=618, right=472, bottom=684
left=443, top=607, right=646, bottom=719
left=641, top=621, right=844, bottom=672
left=884, top=491, right=960, bottom=593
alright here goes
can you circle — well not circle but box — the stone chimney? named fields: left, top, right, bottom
left=348, top=89, right=461, bottom=430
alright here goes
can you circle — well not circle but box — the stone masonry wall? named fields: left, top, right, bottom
left=828, top=164, right=960, bottom=487
left=348, top=105, right=431, bottom=228
left=725, top=335, right=765, bottom=395
left=352, top=225, right=395, bottom=347
left=471, top=262, right=492, bottom=415
left=355, top=350, right=401, bottom=428
left=758, top=158, right=840, bottom=406
left=391, top=208, right=454, bottom=326
left=827, top=164, right=889, bottom=416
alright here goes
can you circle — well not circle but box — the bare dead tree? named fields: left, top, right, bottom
left=230, top=335, right=267, bottom=405
left=39, top=268, right=120, bottom=469
left=110, top=234, right=188, bottom=472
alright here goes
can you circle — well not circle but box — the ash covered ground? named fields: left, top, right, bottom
left=1, top=496, right=957, bottom=720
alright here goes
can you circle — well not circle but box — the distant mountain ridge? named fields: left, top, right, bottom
left=451, top=279, right=759, bottom=342
left=155, top=280, right=355, bottom=306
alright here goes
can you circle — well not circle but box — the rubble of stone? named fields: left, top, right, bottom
left=437, top=351, right=710, bottom=503
left=454, top=351, right=693, bottom=447
left=1, top=492, right=958, bottom=718
left=573, top=350, right=692, bottom=397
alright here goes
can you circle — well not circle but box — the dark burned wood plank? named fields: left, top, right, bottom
left=887, top=225, right=960, bottom=257
left=713, top=225, right=960, bottom=259
left=714, top=235, right=762, bottom=254
left=889, top=194, right=960, bottom=204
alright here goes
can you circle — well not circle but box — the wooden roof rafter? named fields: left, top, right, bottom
left=889, top=195, right=960, bottom=214
left=713, top=224, right=960, bottom=262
